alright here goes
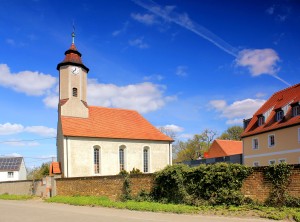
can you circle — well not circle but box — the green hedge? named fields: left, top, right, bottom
left=152, top=163, right=252, bottom=206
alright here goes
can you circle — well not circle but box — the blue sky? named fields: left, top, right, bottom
left=0, top=0, right=299, bottom=168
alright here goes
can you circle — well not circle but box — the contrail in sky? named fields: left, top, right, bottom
left=133, top=0, right=291, bottom=86
left=133, top=0, right=239, bottom=57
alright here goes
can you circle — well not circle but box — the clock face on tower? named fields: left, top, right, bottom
left=71, top=66, right=80, bottom=75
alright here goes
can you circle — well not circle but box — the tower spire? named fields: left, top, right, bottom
left=72, top=22, right=75, bottom=44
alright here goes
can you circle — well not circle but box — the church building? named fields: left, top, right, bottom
left=56, top=33, right=173, bottom=177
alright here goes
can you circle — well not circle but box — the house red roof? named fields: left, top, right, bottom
left=242, top=83, right=300, bottom=137
left=49, top=162, right=61, bottom=175
left=206, top=139, right=242, bottom=158
left=60, top=106, right=173, bottom=142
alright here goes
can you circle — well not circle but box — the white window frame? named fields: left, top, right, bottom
left=258, top=116, right=264, bottom=126
left=293, top=105, right=300, bottom=117
left=252, top=138, right=259, bottom=150
left=253, top=161, right=259, bottom=167
left=269, top=159, right=276, bottom=165
left=268, top=134, right=275, bottom=147
left=276, top=110, right=284, bottom=121
left=278, top=158, right=286, bottom=163
left=7, top=172, right=14, bottom=178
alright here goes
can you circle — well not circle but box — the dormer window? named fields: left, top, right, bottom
left=258, top=116, right=265, bottom=126
left=72, top=88, right=78, bottom=97
left=276, top=110, right=284, bottom=121
left=292, top=105, right=300, bottom=117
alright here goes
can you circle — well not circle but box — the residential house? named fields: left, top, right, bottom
left=183, top=139, right=242, bottom=166
left=242, top=83, right=300, bottom=166
left=56, top=33, right=173, bottom=177
left=0, top=157, right=27, bottom=181
left=206, top=139, right=242, bottom=161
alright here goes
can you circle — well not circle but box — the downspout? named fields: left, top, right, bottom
left=66, top=136, right=69, bottom=178
left=169, top=141, right=172, bottom=165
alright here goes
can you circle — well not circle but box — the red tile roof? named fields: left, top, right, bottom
left=49, top=162, right=61, bottom=175
left=206, top=139, right=242, bottom=158
left=242, top=83, right=300, bottom=137
left=57, top=43, right=89, bottom=72
left=60, top=106, right=173, bottom=142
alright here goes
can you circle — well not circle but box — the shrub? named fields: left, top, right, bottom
left=152, top=164, right=191, bottom=204
left=118, top=170, right=129, bottom=175
left=264, top=163, right=293, bottom=207
left=152, top=163, right=252, bottom=206
left=189, top=163, right=252, bottom=205
left=130, top=168, right=142, bottom=174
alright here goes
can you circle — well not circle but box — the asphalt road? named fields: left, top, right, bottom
left=0, top=199, right=277, bottom=222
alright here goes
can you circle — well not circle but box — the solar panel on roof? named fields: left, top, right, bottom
left=0, top=157, right=22, bottom=171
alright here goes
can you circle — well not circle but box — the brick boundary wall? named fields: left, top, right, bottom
left=56, top=174, right=154, bottom=201
left=241, top=164, right=300, bottom=202
left=56, top=165, right=300, bottom=203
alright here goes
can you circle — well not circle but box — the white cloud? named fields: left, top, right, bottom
left=266, top=5, right=275, bottom=15
left=131, top=13, right=157, bottom=25
left=0, top=64, right=57, bottom=96
left=0, top=122, right=56, bottom=137
left=0, top=123, right=24, bottom=135
left=88, top=80, right=173, bottom=113
left=157, top=124, right=184, bottom=133
left=3, top=153, right=22, bottom=157
left=112, top=21, right=129, bottom=37
left=143, top=74, right=164, bottom=81
left=41, top=79, right=174, bottom=113
left=43, top=94, right=59, bottom=108
left=129, top=37, right=149, bottom=49
left=236, top=49, right=280, bottom=76
left=25, top=126, right=56, bottom=137
left=176, top=66, right=188, bottom=77
left=3, top=141, right=40, bottom=147
left=178, top=133, right=193, bottom=140
left=6, top=38, right=16, bottom=46
left=209, top=98, right=266, bottom=125
left=255, top=92, right=266, bottom=98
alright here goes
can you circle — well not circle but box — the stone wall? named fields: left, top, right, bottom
left=56, top=174, right=154, bottom=200
left=0, top=179, right=48, bottom=197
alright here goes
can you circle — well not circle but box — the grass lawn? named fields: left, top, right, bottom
left=46, top=195, right=300, bottom=221
left=0, top=193, right=33, bottom=200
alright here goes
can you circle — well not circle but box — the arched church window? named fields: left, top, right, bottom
left=119, top=145, right=126, bottom=172
left=73, top=88, right=78, bottom=97
left=143, top=146, right=150, bottom=173
left=93, top=146, right=100, bottom=174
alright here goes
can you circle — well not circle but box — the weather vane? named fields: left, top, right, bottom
left=72, top=20, right=75, bottom=44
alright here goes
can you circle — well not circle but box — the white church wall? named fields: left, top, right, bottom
left=63, top=136, right=171, bottom=177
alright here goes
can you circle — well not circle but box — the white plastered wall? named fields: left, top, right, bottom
left=61, top=136, right=171, bottom=177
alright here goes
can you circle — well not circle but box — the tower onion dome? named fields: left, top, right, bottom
left=57, top=32, right=89, bottom=73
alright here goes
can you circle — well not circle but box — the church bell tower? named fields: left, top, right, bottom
left=57, top=31, right=89, bottom=118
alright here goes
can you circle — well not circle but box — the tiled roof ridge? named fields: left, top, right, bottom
left=89, top=105, right=139, bottom=113
left=272, top=83, right=300, bottom=96
left=215, top=139, right=241, bottom=142
left=0, top=156, right=23, bottom=159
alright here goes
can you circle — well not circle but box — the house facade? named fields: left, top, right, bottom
left=0, top=157, right=27, bottom=181
left=242, top=83, right=300, bottom=166
left=56, top=33, right=173, bottom=178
